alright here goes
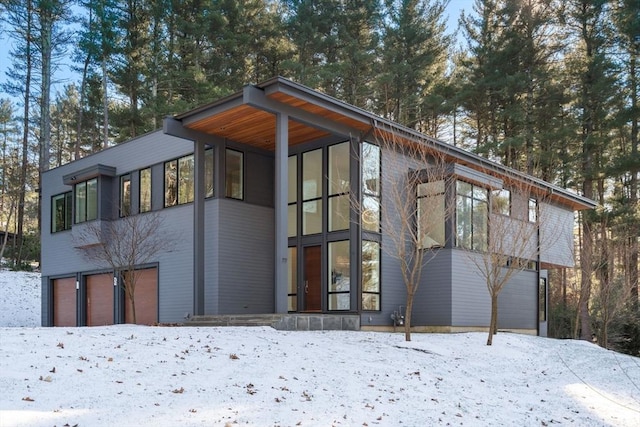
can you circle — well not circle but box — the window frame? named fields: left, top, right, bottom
left=74, top=178, right=98, bottom=224
left=361, top=240, right=381, bottom=311
left=225, top=148, right=244, bottom=200
left=455, top=180, right=488, bottom=251
left=120, top=174, right=131, bottom=217
left=528, top=198, right=538, bottom=222
left=361, top=142, right=381, bottom=233
left=51, top=191, right=73, bottom=233
left=491, top=188, right=511, bottom=216
left=328, top=240, right=350, bottom=311
left=417, top=180, right=446, bottom=249
left=139, top=167, right=152, bottom=213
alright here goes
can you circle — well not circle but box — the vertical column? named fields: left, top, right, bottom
left=193, top=140, right=205, bottom=315
left=275, top=113, right=289, bottom=313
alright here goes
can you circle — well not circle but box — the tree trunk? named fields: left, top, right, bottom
left=487, top=294, right=498, bottom=346
left=404, top=290, right=414, bottom=342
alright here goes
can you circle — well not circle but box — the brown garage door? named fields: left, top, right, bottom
left=124, top=268, right=158, bottom=325
left=53, top=277, right=76, bottom=326
left=86, top=273, right=114, bottom=326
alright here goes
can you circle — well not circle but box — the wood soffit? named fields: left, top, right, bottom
left=181, top=91, right=370, bottom=151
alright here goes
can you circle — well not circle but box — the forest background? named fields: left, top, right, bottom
left=0, top=0, right=638, bottom=355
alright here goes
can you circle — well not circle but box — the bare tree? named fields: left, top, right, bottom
left=74, top=212, right=170, bottom=324
left=350, top=127, right=456, bottom=341
left=459, top=180, right=564, bottom=345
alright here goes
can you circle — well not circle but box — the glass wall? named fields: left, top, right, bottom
left=328, top=142, right=350, bottom=232
left=362, top=241, right=380, bottom=310
left=302, top=149, right=322, bottom=235
left=456, top=181, right=488, bottom=251
left=288, top=155, right=297, bottom=237
left=328, top=241, right=350, bottom=310
left=362, top=142, right=380, bottom=232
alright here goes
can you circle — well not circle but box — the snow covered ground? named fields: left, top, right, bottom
left=1, top=269, right=639, bottom=427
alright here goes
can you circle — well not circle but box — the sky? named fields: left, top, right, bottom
left=1, top=268, right=640, bottom=426
left=0, top=0, right=475, bottom=103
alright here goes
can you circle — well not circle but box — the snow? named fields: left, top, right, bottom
left=1, top=269, right=639, bottom=427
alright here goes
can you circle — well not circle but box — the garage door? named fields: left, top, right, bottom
left=86, top=273, right=114, bottom=326
left=124, top=268, right=158, bottom=325
left=53, top=277, right=76, bottom=326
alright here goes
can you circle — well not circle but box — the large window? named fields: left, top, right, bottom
left=205, top=148, right=214, bottom=198
left=456, top=181, right=488, bottom=251
left=362, top=142, right=380, bottom=232
left=417, top=180, right=445, bottom=249
left=164, top=154, right=195, bottom=207
left=328, top=241, right=350, bottom=310
left=288, top=155, right=297, bottom=237
left=362, top=240, right=380, bottom=310
left=120, top=174, right=131, bottom=217
left=302, top=149, right=323, bottom=235
left=328, top=142, right=350, bottom=232
left=75, top=178, right=98, bottom=223
left=52, top=192, right=72, bottom=232
left=139, top=168, right=152, bottom=213
left=529, top=198, right=537, bottom=222
left=178, top=155, right=195, bottom=204
left=492, top=189, right=511, bottom=216
left=225, top=149, right=243, bottom=199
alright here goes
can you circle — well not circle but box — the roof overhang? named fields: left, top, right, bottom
left=168, top=77, right=596, bottom=212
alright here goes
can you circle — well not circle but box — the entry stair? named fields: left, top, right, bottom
left=185, top=313, right=360, bottom=331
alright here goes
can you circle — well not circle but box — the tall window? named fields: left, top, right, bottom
left=164, top=154, right=195, bottom=207
left=52, top=192, right=72, bottom=232
left=225, top=149, right=243, bottom=199
left=164, top=160, right=178, bottom=207
left=328, top=241, right=350, bottom=310
left=139, top=168, right=152, bottom=213
left=288, top=247, right=297, bottom=311
left=417, top=180, right=445, bottom=249
left=302, top=149, right=323, bottom=235
left=492, top=189, right=510, bottom=216
left=205, top=148, right=214, bottom=198
left=178, top=155, right=194, bottom=204
left=456, top=181, right=488, bottom=251
left=328, top=142, right=350, bottom=232
left=529, top=198, right=537, bottom=222
left=288, top=155, right=297, bottom=237
left=362, top=240, right=380, bottom=310
left=362, top=142, right=380, bottom=232
left=75, top=178, right=98, bottom=223
left=120, top=174, right=131, bottom=217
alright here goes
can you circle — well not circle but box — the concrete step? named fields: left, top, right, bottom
left=184, top=313, right=361, bottom=331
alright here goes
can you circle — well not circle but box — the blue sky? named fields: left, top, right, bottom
left=0, top=0, right=474, bottom=103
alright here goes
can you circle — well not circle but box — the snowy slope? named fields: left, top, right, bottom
left=0, top=269, right=639, bottom=427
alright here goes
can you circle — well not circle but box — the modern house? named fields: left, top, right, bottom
left=40, top=77, right=595, bottom=334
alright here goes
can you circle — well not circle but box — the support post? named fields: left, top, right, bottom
left=193, top=140, right=205, bottom=316
left=275, top=113, right=289, bottom=313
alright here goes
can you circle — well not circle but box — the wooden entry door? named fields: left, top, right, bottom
left=303, top=245, right=322, bottom=311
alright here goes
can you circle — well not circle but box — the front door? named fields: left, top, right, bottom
left=303, top=245, right=322, bottom=311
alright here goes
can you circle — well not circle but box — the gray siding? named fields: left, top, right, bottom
left=540, top=202, right=575, bottom=267
left=244, top=150, right=274, bottom=207
left=451, top=250, right=537, bottom=329
left=451, top=250, right=491, bottom=326
left=217, top=200, right=274, bottom=314
left=497, top=270, right=537, bottom=329
left=415, top=250, right=452, bottom=326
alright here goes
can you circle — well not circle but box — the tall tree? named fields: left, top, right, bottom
left=377, top=0, right=451, bottom=130
left=2, top=0, right=37, bottom=268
